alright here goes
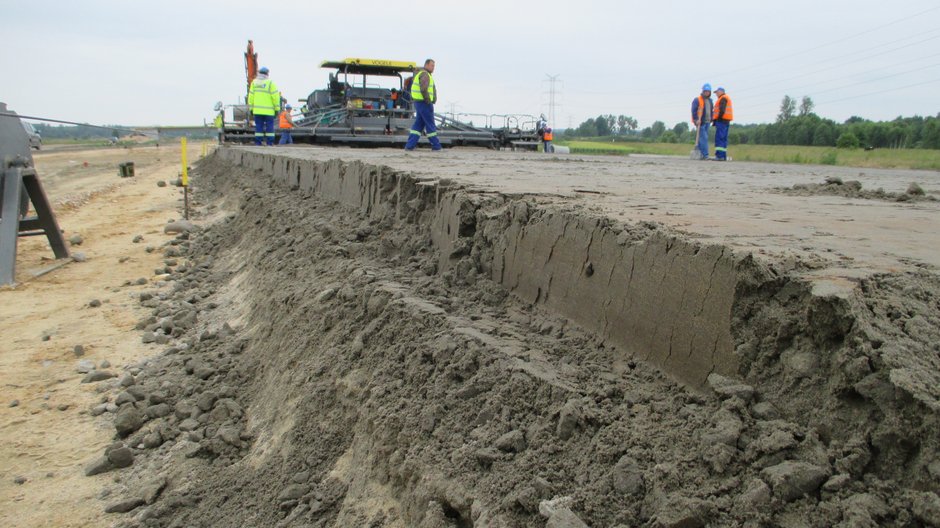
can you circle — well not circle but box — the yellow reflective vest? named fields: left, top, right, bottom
left=410, top=70, right=436, bottom=103
left=248, top=77, right=280, bottom=116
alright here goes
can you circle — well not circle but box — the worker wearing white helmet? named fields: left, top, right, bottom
left=248, top=66, right=280, bottom=146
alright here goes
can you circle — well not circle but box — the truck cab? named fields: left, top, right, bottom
left=22, top=122, right=41, bottom=150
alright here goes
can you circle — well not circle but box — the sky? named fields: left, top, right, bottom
left=2, top=0, right=939, bottom=129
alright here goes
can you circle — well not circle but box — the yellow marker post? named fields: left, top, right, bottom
left=201, top=142, right=207, bottom=158
left=180, top=137, right=189, bottom=187
left=181, top=137, right=190, bottom=219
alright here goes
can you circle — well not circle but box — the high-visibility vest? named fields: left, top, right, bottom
left=543, top=131, right=553, bottom=141
left=694, top=95, right=711, bottom=125
left=278, top=111, right=293, bottom=129
left=213, top=114, right=223, bottom=128
left=248, top=78, right=280, bottom=116
left=410, top=70, right=436, bottom=102
left=713, top=94, right=734, bottom=122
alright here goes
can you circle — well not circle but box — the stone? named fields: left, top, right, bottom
left=104, top=498, right=145, bottom=514
left=13, top=475, right=27, bottom=485
left=135, top=277, right=148, bottom=285
left=142, top=476, right=168, bottom=504
left=141, top=332, right=156, bottom=344
left=100, top=360, right=111, bottom=369
left=114, top=407, right=145, bottom=437
left=69, top=234, right=84, bottom=246
left=143, top=432, right=163, bottom=449
left=216, top=425, right=242, bottom=447
left=107, top=446, right=134, bottom=468
left=278, top=484, right=309, bottom=501
left=750, top=401, right=780, bottom=420
left=912, top=491, right=940, bottom=527
left=546, top=508, right=589, bottom=528
left=164, top=220, right=195, bottom=235
left=611, top=455, right=644, bottom=495
left=88, top=299, right=102, bottom=308
left=178, top=418, right=200, bottom=432
left=556, top=400, right=581, bottom=440
left=652, top=495, right=710, bottom=528
left=706, top=373, right=755, bottom=402
left=760, top=461, right=829, bottom=502
left=738, top=478, right=771, bottom=510
left=73, top=345, right=85, bottom=357
left=90, top=404, right=108, bottom=416
left=76, top=359, right=96, bottom=373
left=823, top=473, right=852, bottom=492
left=146, top=403, right=172, bottom=419
left=114, top=391, right=136, bottom=406
left=118, top=373, right=135, bottom=388
left=71, top=252, right=87, bottom=263
left=84, top=455, right=114, bottom=476
left=156, top=180, right=167, bottom=188
left=474, top=448, right=501, bottom=469
left=9, top=399, right=19, bottom=408
left=82, top=370, right=117, bottom=383
left=57, top=403, right=70, bottom=411
left=494, top=430, right=527, bottom=453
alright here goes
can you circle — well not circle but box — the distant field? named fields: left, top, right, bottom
left=560, top=141, right=940, bottom=171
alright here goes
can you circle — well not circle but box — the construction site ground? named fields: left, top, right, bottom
left=1, top=145, right=939, bottom=527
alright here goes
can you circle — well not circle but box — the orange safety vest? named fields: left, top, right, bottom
left=713, top=94, right=733, bottom=122
left=694, top=95, right=709, bottom=125
left=278, top=110, right=293, bottom=129
left=543, top=131, right=553, bottom=141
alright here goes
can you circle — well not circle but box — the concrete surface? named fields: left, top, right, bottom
left=237, top=146, right=940, bottom=285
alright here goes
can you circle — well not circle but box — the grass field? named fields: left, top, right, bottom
left=560, top=140, right=940, bottom=171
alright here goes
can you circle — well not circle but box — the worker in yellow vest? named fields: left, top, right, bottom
left=404, top=59, right=442, bottom=151
left=248, top=66, right=280, bottom=146
left=278, top=105, right=294, bottom=145
left=712, top=87, right=734, bottom=160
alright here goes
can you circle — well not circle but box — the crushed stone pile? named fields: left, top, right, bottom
left=81, top=153, right=940, bottom=528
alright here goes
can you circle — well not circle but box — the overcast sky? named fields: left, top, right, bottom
left=2, top=0, right=939, bottom=129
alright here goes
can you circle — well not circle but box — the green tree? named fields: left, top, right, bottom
left=836, top=132, right=860, bottom=149
left=659, top=130, right=679, bottom=143
left=594, top=114, right=611, bottom=136
left=650, top=121, right=666, bottom=139
left=777, top=95, right=796, bottom=122
left=799, top=96, right=815, bottom=116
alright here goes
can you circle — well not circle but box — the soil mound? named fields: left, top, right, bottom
left=91, top=153, right=940, bottom=527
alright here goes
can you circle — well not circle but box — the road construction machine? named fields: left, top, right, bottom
left=219, top=42, right=539, bottom=150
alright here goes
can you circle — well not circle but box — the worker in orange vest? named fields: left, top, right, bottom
left=542, top=126, right=554, bottom=153
left=711, top=87, right=733, bottom=160
left=278, top=104, right=294, bottom=145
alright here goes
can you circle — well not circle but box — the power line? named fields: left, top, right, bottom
left=731, top=32, right=940, bottom=95
left=715, top=5, right=940, bottom=78
left=816, top=77, right=940, bottom=105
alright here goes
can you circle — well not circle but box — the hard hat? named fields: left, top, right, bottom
left=716, top=87, right=725, bottom=92
left=285, top=104, right=292, bottom=110
left=259, top=66, right=269, bottom=74
left=540, top=114, right=546, bottom=120
left=702, top=83, right=712, bottom=91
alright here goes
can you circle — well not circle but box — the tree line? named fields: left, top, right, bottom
left=564, top=97, right=940, bottom=150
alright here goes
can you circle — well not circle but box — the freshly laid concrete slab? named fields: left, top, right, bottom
left=239, top=146, right=940, bottom=282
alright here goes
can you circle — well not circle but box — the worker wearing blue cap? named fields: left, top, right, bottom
left=691, top=83, right=713, bottom=160
left=712, top=87, right=733, bottom=160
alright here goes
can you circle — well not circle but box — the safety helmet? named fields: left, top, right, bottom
left=259, top=66, right=269, bottom=74
left=716, top=87, right=725, bottom=93
left=702, top=83, right=712, bottom=91
left=285, top=104, right=292, bottom=110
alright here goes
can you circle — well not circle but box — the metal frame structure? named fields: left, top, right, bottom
left=1, top=102, right=69, bottom=286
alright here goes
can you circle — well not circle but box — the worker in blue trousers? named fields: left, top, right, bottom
left=404, top=59, right=442, bottom=151
left=691, top=83, right=713, bottom=160
left=248, top=66, right=280, bottom=146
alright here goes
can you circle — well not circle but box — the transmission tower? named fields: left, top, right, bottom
left=545, top=74, right=561, bottom=127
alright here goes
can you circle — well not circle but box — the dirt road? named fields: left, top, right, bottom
left=0, top=144, right=206, bottom=527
